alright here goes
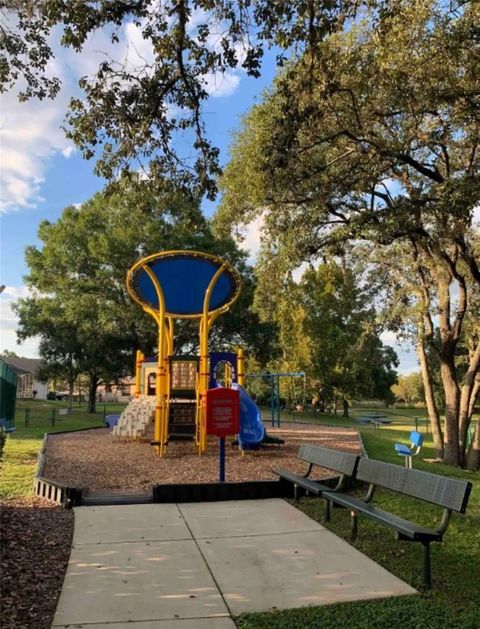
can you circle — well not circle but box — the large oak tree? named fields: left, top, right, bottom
left=217, top=1, right=480, bottom=467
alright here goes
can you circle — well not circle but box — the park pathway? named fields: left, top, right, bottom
left=52, top=499, right=416, bottom=628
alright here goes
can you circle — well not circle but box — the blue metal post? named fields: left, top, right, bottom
left=219, top=437, right=226, bottom=482
left=270, top=377, right=275, bottom=428
left=277, top=374, right=281, bottom=427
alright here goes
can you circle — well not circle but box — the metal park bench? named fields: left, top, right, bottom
left=274, top=444, right=360, bottom=502
left=322, top=458, right=472, bottom=587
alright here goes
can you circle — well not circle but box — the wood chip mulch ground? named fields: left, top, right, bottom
left=43, top=423, right=363, bottom=493
left=0, top=497, right=74, bottom=629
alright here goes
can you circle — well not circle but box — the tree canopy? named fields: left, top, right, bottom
left=217, top=1, right=480, bottom=467
left=254, top=259, right=398, bottom=412
left=1, top=0, right=421, bottom=198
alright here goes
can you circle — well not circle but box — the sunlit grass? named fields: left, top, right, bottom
left=0, top=399, right=126, bottom=499
left=0, top=437, right=40, bottom=499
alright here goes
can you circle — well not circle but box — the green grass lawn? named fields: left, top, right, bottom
left=0, top=399, right=126, bottom=500
left=238, top=418, right=480, bottom=629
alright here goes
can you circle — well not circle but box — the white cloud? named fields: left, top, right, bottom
left=0, top=78, right=73, bottom=212
left=236, top=215, right=264, bottom=262
left=124, top=22, right=155, bottom=69
left=202, top=71, right=241, bottom=98
left=0, top=301, right=17, bottom=323
left=0, top=286, right=40, bottom=357
left=473, top=205, right=479, bottom=228
left=1, top=285, right=31, bottom=299
left=62, top=146, right=75, bottom=158
left=0, top=327, right=41, bottom=357
left=292, top=262, right=309, bottom=283
left=380, top=330, right=398, bottom=345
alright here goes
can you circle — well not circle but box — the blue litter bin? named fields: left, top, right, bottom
left=105, top=414, right=121, bottom=428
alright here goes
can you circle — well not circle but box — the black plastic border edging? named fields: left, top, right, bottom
left=33, top=431, right=87, bottom=508
left=153, top=479, right=287, bottom=503
left=152, top=476, right=341, bottom=503
left=44, top=424, right=106, bottom=436
left=34, top=475, right=83, bottom=508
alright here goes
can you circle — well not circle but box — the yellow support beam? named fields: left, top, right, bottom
left=198, top=263, right=227, bottom=453
left=135, top=350, right=144, bottom=398
left=143, top=264, right=167, bottom=456
left=237, top=347, right=245, bottom=386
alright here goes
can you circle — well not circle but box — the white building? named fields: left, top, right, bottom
left=1, top=356, right=49, bottom=400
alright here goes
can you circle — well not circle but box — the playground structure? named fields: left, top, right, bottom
left=113, top=250, right=280, bottom=455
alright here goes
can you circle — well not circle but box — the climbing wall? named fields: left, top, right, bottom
left=113, top=396, right=156, bottom=439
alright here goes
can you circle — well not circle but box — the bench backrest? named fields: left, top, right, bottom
left=298, top=444, right=359, bottom=477
left=356, top=458, right=472, bottom=513
left=409, top=431, right=424, bottom=447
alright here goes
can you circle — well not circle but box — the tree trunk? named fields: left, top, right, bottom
left=468, top=378, right=480, bottom=418
left=67, top=377, right=75, bottom=415
left=417, top=340, right=443, bottom=457
left=458, top=342, right=480, bottom=466
left=88, top=375, right=99, bottom=414
left=466, top=418, right=480, bottom=471
left=342, top=398, right=349, bottom=418
left=333, top=396, right=337, bottom=415
left=441, top=358, right=460, bottom=466
left=436, top=270, right=462, bottom=466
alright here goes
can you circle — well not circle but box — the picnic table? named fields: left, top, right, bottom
left=355, top=414, right=393, bottom=428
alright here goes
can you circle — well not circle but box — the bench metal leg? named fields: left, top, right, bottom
left=422, top=542, right=432, bottom=588
left=351, top=511, right=358, bottom=539
left=294, top=484, right=299, bottom=502
left=325, top=499, right=331, bottom=523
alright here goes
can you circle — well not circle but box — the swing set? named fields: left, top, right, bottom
left=245, top=371, right=306, bottom=427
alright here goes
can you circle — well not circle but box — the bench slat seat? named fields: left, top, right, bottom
left=275, top=469, right=333, bottom=495
left=274, top=444, right=359, bottom=501
left=322, top=492, right=441, bottom=542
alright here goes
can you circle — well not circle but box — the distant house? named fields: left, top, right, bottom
left=0, top=356, right=49, bottom=400
left=96, top=377, right=135, bottom=403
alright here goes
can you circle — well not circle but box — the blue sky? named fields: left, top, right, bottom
left=0, top=17, right=420, bottom=373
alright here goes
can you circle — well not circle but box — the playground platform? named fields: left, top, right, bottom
left=52, top=499, right=415, bottom=627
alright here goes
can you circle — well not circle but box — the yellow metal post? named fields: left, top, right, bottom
left=143, top=265, right=167, bottom=456
left=198, top=263, right=227, bottom=453
left=237, top=347, right=245, bottom=387
left=163, top=317, right=174, bottom=446
left=225, top=363, right=232, bottom=388
left=135, top=350, right=144, bottom=398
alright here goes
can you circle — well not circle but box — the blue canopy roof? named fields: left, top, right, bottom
left=127, top=251, right=241, bottom=317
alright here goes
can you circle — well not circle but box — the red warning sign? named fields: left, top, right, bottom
left=206, top=387, right=240, bottom=437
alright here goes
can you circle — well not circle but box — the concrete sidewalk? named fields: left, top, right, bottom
left=52, top=499, right=416, bottom=627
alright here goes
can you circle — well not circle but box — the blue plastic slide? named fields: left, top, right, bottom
left=232, top=383, right=266, bottom=450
